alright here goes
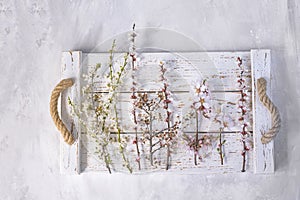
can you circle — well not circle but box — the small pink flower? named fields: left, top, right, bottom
left=164, top=99, right=171, bottom=104
left=136, top=156, right=140, bottom=162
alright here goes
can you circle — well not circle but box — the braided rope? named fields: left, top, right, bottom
left=50, top=78, right=75, bottom=145
left=257, top=78, right=281, bottom=144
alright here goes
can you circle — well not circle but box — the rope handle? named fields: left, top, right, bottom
left=50, top=78, right=75, bottom=145
left=257, top=78, right=281, bottom=144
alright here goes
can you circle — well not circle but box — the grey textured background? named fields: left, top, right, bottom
left=0, top=0, right=299, bottom=199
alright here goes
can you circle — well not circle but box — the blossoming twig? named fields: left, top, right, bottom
left=183, top=134, right=213, bottom=162
left=110, top=52, right=133, bottom=173
left=70, top=59, right=113, bottom=173
left=160, top=61, right=172, bottom=170
left=191, top=79, right=211, bottom=165
left=237, top=57, right=250, bottom=172
left=69, top=41, right=133, bottom=173
left=213, top=107, right=234, bottom=165
left=134, top=92, right=162, bottom=166
left=129, top=24, right=141, bottom=170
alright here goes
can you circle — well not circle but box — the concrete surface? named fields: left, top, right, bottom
left=0, top=0, right=299, bottom=199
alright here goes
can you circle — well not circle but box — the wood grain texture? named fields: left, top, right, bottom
left=251, top=49, right=274, bottom=173
left=60, top=51, right=82, bottom=174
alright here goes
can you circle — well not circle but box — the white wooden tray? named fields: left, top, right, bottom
left=59, top=49, right=273, bottom=174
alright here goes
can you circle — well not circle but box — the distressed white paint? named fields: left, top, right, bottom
left=81, top=133, right=254, bottom=174
left=111, top=92, right=252, bottom=133
left=251, top=49, right=274, bottom=173
left=85, top=52, right=252, bottom=92
left=60, top=51, right=82, bottom=174
left=61, top=50, right=274, bottom=174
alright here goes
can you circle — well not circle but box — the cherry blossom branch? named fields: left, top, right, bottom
left=182, top=133, right=213, bottom=162
left=191, top=79, right=211, bottom=165
left=159, top=61, right=172, bottom=170
left=133, top=92, right=160, bottom=166
left=237, top=57, right=250, bottom=172
left=153, top=123, right=178, bottom=136
left=129, top=24, right=141, bottom=170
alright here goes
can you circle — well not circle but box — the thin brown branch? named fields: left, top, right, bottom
left=194, top=110, right=199, bottom=165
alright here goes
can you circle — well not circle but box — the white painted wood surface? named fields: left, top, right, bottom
left=60, top=51, right=82, bottom=174
left=60, top=49, right=274, bottom=174
left=251, top=49, right=274, bottom=173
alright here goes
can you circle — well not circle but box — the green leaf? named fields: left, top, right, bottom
left=67, top=97, right=72, bottom=105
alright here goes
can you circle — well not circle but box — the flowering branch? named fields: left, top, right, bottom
left=129, top=24, right=141, bottom=170
left=237, top=57, right=250, bottom=172
left=71, top=57, right=113, bottom=173
left=69, top=41, right=134, bottom=173
left=191, top=79, right=211, bottom=165
left=183, top=134, right=213, bottom=162
left=109, top=52, right=133, bottom=173
left=213, top=107, right=234, bottom=166
left=134, top=92, right=162, bottom=166
left=160, top=61, right=171, bottom=170
left=135, top=62, right=180, bottom=169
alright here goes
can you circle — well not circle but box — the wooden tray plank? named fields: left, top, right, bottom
left=251, top=49, right=274, bottom=173
left=83, top=52, right=252, bottom=92
left=60, top=51, right=82, bottom=174
left=80, top=133, right=253, bottom=173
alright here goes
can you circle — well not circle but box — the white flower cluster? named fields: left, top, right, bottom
left=193, top=79, right=211, bottom=118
